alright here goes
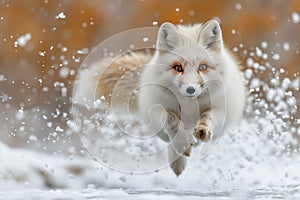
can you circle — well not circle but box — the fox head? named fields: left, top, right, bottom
left=152, top=20, right=229, bottom=99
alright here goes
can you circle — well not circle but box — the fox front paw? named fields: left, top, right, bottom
left=194, top=125, right=211, bottom=142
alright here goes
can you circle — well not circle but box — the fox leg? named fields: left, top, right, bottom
left=194, top=109, right=212, bottom=142
left=164, top=110, right=193, bottom=155
left=164, top=110, right=194, bottom=176
left=168, top=144, right=187, bottom=176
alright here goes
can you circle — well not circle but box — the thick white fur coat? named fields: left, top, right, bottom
left=74, top=20, right=246, bottom=176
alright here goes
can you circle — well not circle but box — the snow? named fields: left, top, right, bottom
left=261, top=41, right=268, bottom=49
left=59, top=67, right=69, bottom=78
left=61, top=47, right=68, bottom=52
left=235, top=3, right=242, bottom=10
left=246, top=57, right=254, bottom=67
left=292, top=12, right=300, bottom=24
left=142, top=37, right=149, bottom=42
left=77, top=48, right=89, bottom=55
left=14, top=33, right=31, bottom=47
left=255, top=47, right=262, bottom=57
left=1, top=10, right=300, bottom=199
left=152, top=21, right=158, bottom=26
left=38, top=51, right=46, bottom=57
left=1, top=186, right=300, bottom=200
left=56, top=12, right=66, bottom=19
left=282, top=77, right=291, bottom=89
left=0, top=74, right=5, bottom=82
left=1, top=133, right=300, bottom=199
left=1, top=106, right=300, bottom=197
left=244, top=68, right=253, bottom=79
left=249, top=78, right=260, bottom=89
left=272, top=53, right=280, bottom=61
left=262, top=53, right=268, bottom=60
left=283, top=42, right=290, bottom=51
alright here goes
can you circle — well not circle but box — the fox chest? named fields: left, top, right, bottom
left=179, top=98, right=206, bottom=129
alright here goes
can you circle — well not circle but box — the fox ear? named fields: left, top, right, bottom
left=157, top=22, right=180, bottom=51
left=199, top=20, right=223, bottom=50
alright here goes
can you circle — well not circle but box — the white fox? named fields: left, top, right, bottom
left=74, top=20, right=246, bottom=176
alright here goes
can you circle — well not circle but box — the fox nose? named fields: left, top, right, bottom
left=186, top=87, right=195, bottom=94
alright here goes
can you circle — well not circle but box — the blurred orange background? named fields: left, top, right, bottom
left=0, top=0, right=299, bottom=150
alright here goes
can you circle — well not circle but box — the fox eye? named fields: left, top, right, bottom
left=172, top=64, right=184, bottom=73
left=199, top=64, right=207, bottom=71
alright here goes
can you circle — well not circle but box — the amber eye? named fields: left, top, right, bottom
left=173, top=64, right=183, bottom=73
left=199, top=64, right=207, bottom=71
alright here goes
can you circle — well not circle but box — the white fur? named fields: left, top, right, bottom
left=138, top=21, right=246, bottom=175
left=74, top=20, right=246, bottom=176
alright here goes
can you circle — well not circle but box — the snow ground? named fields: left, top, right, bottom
left=1, top=117, right=300, bottom=199
left=1, top=185, right=300, bottom=200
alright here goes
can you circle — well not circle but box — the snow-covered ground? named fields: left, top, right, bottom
left=1, top=116, right=300, bottom=199
left=1, top=185, right=300, bottom=200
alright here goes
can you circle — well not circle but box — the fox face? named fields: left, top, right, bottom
left=153, top=21, right=226, bottom=99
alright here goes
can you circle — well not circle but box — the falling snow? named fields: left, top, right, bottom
left=56, top=12, right=66, bottom=19
left=283, top=42, right=290, bottom=51
left=152, top=21, right=158, bottom=26
left=292, top=12, right=300, bottom=24
left=14, top=33, right=31, bottom=47
left=235, top=3, right=242, bottom=10
left=142, top=37, right=149, bottom=42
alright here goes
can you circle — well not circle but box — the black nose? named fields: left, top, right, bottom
left=186, top=87, right=195, bottom=94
